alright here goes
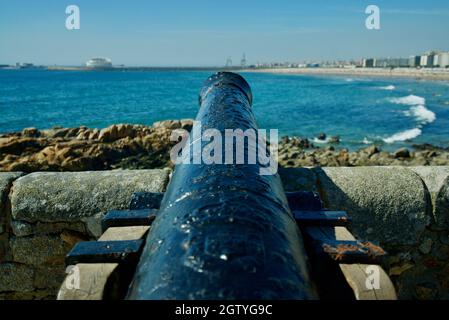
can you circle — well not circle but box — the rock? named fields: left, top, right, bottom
left=180, top=119, right=194, bottom=131
left=88, top=129, right=100, bottom=140
left=1, top=172, right=24, bottom=235
left=22, top=127, right=40, bottom=138
left=60, top=230, right=87, bottom=247
left=11, top=220, right=33, bottom=237
left=411, top=167, right=449, bottom=229
left=317, top=133, right=326, bottom=141
left=116, top=124, right=136, bottom=139
left=362, top=145, right=380, bottom=157
left=11, top=235, right=71, bottom=266
left=419, top=238, right=433, bottom=254
left=0, top=263, right=34, bottom=292
left=314, top=167, right=431, bottom=245
left=11, top=170, right=169, bottom=223
left=0, top=137, right=46, bottom=155
left=329, top=136, right=340, bottom=144
left=98, top=125, right=119, bottom=142
left=415, top=285, right=438, bottom=300
left=81, top=212, right=104, bottom=238
left=34, top=265, right=66, bottom=290
left=98, top=124, right=137, bottom=143
left=394, top=147, right=411, bottom=158
left=35, top=221, right=86, bottom=235
left=153, top=120, right=182, bottom=130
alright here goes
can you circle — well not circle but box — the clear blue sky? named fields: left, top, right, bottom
left=1, top=0, right=448, bottom=66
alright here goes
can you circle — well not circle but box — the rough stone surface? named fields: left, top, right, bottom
left=1, top=167, right=448, bottom=300
left=11, top=235, right=72, bottom=266
left=314, top=166, right=431, bottom=245
left=411, top=167, right=449, bottom=229
left=0, top=263, right=34, bottom=292
left=0, top=172, right=24, bottom=231
left=10, top=169, right=170, bottom=223
left=11, top=220, right=33, bottom=237
left=34, top=265, right=66, bottom=290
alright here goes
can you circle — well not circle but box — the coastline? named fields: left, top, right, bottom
left=1, top=121, right=448, bottom=172
left=244, top=67, right=449, bottom=81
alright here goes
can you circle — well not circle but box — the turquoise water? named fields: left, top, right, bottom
left=1, top=69, right=449, bottom=150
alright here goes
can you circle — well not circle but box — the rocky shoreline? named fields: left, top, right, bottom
left=1, top=120, right=449, bottom=172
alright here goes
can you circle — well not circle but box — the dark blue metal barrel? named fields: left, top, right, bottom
left=127, top=72, right=317, bottom=299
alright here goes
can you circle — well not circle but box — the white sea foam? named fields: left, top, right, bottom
left=389, top=94, right=425, bottom=106
left=312, top=137, right=330, bottom=144
left=383, top=128, right=422, bottom=144
left=404, top=105, right=436, bottom=124
left=362, top=137, right=373, bottom=144
left=379, top=85, right=395, bottom=90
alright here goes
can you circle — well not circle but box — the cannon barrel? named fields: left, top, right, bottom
left=126, top=72, right=317, bottom=299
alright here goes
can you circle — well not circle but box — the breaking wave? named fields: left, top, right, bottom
left=404, top=105, right=436, bottom=124
left=312, top=137, right=330, bottom=144
left=379, top=85, right=395, bottom=90
left=383, top=94, right=436, bottom=144
left=389, top=94, right=425, bottom=106
left=362, top=137, right=373, bottom=144
left=383, top=128, right=422, bottom=144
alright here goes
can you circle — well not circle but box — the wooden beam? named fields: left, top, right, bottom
left=57, top=226, right=149, bottom=300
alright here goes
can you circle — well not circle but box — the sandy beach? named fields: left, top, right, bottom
left=245, top=67, right=449, bottom=81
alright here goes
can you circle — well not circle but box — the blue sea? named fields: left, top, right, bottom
left=1, top=69, right=449, bottom=151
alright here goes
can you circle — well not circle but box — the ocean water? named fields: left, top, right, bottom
left=1, top=69, right=449, bottom=151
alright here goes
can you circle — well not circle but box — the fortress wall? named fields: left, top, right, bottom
left=0, top=167, right=448, bottom=299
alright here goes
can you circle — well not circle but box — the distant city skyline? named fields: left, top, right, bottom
left=1, top=0, right=449, bottom=66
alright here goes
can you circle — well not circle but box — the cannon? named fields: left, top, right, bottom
left=58, top=72, right=396, bottom=300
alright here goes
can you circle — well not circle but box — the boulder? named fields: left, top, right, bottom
left=361, top=145, right=380, bottom=157
left=98, top=125, right=118, bottom=142
left=0, top=172, right=24, bottom=233
left=22, top=127, right=40, bottom=138
left=394, top=147, right=411, bottom=158
left=329, top=136, right=340, bottom=144
left=10, top=169, right=170, bottom=223
left=313, top=166, right=431, bottom=245
left=411, top=167, right=449, bottom=229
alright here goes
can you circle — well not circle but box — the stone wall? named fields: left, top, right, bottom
left=0, top=167, right=448, bottom=299
left=0, top=170, right=170, bottom=299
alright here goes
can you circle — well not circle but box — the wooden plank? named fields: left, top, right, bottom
left=306, top=226, right=396, bottom=300
left=65, top=239, right=144, bottom=265
left=101, top=209, right=158, bottom=232
left=293, top=210, right=351, bottom=226
left=57, top=226, right=149, bottom=300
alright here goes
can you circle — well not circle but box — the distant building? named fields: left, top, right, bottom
left=86, top=57, right=112, bottom=69
left=15, top=62, right=36, bottom=69
left=372, top=57, right=409, bottom=68
left=409, top=56, right=421, bottom=67
left=420, top=52, right=436, bottom=68
left=374, top=58, right=389, bottom=68
left=435, top=52, right=449, bottom=68
left=362, top=58, right=374, bottom=68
